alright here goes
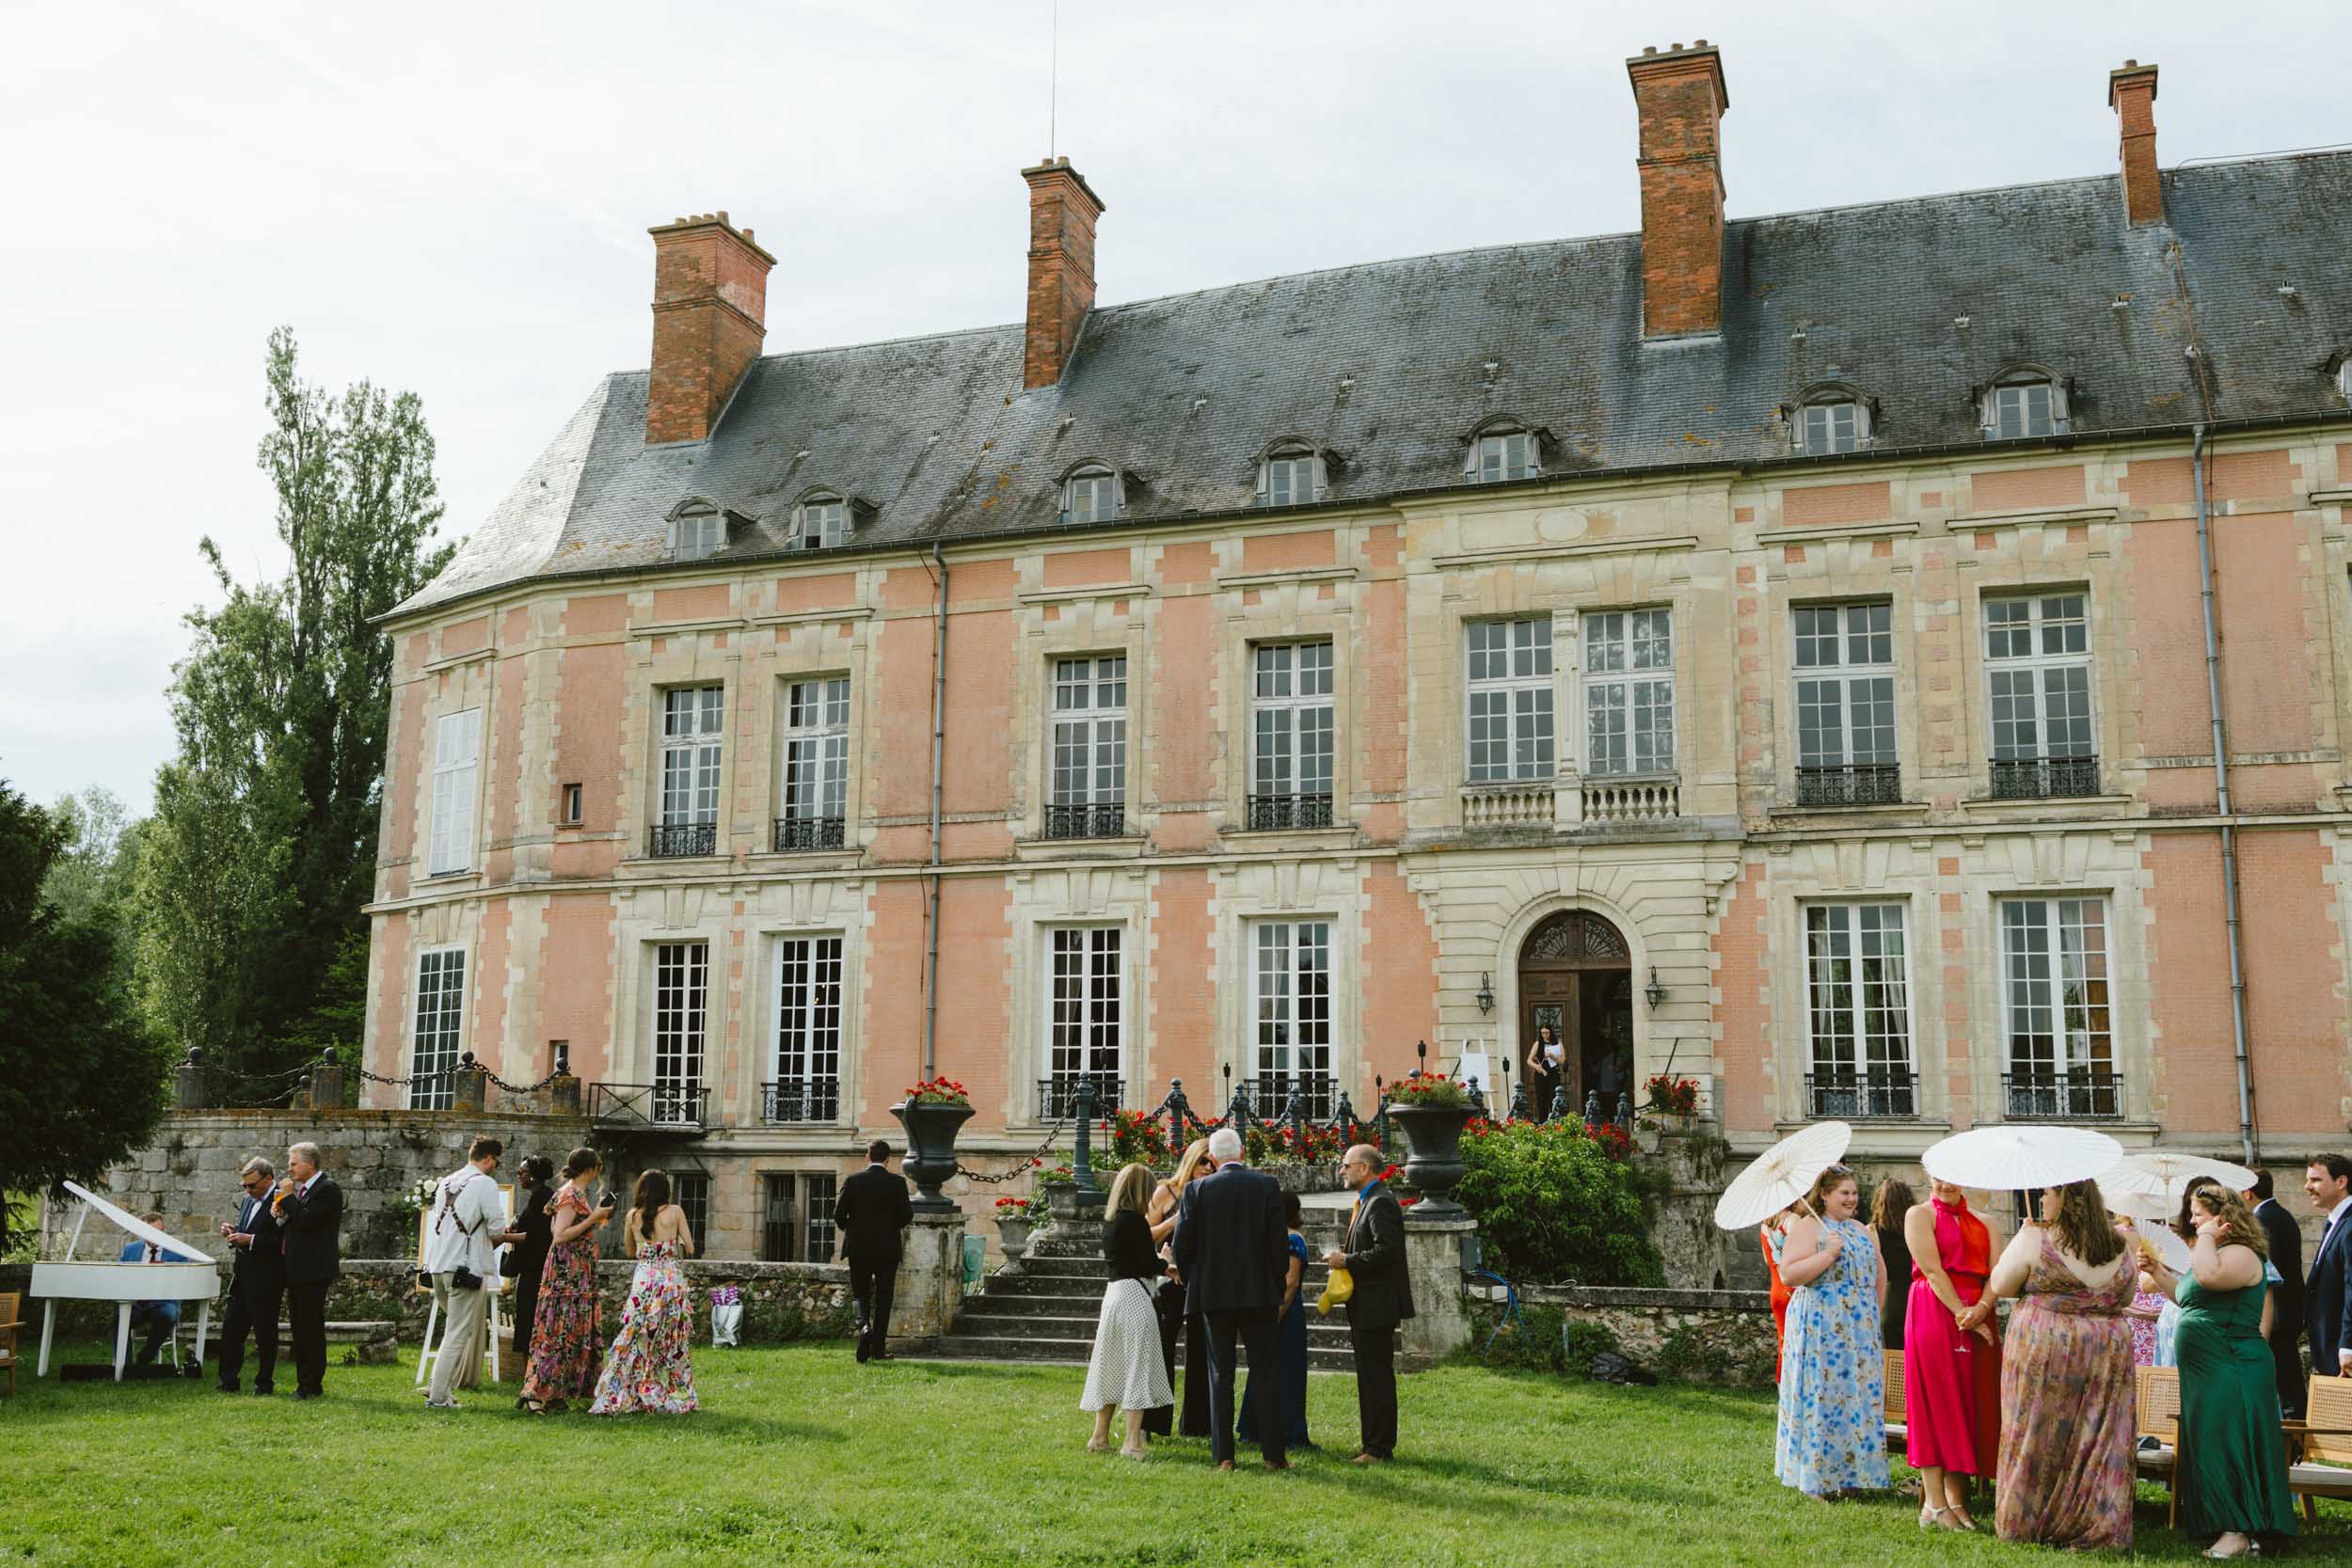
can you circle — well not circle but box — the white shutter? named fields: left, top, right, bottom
left=429, top=708, right=481, bottom=875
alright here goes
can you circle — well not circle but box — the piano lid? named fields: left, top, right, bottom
left=60, top=1179, right=213, bottom=1263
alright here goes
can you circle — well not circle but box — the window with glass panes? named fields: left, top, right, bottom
left=407, top=948, right=466, bottom=1110
left=651, top=942, right=708, bottom=1119
left=1581, top=610, right=1675, bottom=776
left=1987, top=382, right=2060, bottom=439
left=1045, top=927, right=1122, bottom=1109
left=428, top=709, right=482, bottom=876
left=796, top=496, right=847, bottom=549
left=1050, top=656, right=1126, bottom=808
left=1063, top=467, right=1119, bottom=523
left=1252, top=920, right=1333, bottom=1117
left=671, top=1173, right=708, bottom=1244
left=1793, top=602, right=1898, bottom=798
left=760, top=1172, right=837, bottom=1262
left=1472, top=430, right=1539, bottom=482
left=760, top=1173, right=797, bottom=1260
left=1804, top=905, right=1914, bottom=1117
left=781, top=677, right=849, bottom=842
left=1251, top=642, right=1333, bottom=822
left=1262, top=450, right=1324, bottom=506
left=772, top=935, right=843, bottom=1121
left=673, top=510, right=723, bottom=561
left=1466, top=617, right=1554, bottom=783
left=803, top=1173, right=837, bottom=1261
left=659, top=687, right=724, bottom=827
left=1800, top=402, right=1863, bottom=455
left=1984, top=594, right=2094, bottom=789
left=2001, top=897, right=2115, bottom=1112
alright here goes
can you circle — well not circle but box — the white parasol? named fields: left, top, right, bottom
left=1713, top=1121, right=1852, bottom=1230
left=2135, top=1215, right=2192, bottom=1275
left=2106, top=1186, right=2172, bottom=1223
left=1921, top=1125, right=2122, bottom=1191
left=2103, top=1150, right=2258, bottom=1216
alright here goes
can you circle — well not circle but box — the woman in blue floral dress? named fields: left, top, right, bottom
left=590, top=1168, right=700, bottom=1416
left=1773, top=1164, right=1889, bottom=1497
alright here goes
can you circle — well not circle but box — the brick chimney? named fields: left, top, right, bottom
left=645, top=212, right=776, bottom=445
left=1627, top=40, right=1729, bottom=338
left=2108, top=61, right=2162, bottom=226
left=1020, top=157, right=1106, bottom=390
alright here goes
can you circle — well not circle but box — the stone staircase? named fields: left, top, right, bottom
left=926, top=1251, right=1359, bottom=1370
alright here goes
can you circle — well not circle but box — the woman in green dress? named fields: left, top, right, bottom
left=2163, top=1185, right=2296, bottom=1559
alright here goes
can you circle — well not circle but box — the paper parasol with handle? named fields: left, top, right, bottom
left=1920, top=1125, right=2122, bottom=1191
left=1713, top=1121, right=1852, bottom=1230
left=2102, top=1150, right=2258, bottom=1217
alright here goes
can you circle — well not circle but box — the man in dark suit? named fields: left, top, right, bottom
left=275, top=1141, right=342, bottom=1400
left=834, top=1140, right=914, bottom=1363
left=215, top=1156, right=286, bottom=1394
left=2246, top=1169, right=2306, bottom=1416
left=1171, top=1126, right=1290, bottom=1471
left=2306, top=1153, right=2352, bottom=1386
left=1324, top=1142, right=1416, bottom=1463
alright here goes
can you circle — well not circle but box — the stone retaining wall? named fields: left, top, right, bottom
left=1519, top=1283, right=1777, bottom=1387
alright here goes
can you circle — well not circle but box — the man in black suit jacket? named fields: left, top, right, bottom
left=275, top=1141, right=342, bottom=1400
left=215, top=1156, right=287, bottom=1395
left=1172, top=1127, right=1291, bottom=1470
left=2306, top=1153, right=2352, bottom=1386
left=2248, top=1169, right=2306, bottom=1416
left=835, top=1140, right=914, bottom=1363
left=1324, top=1142, right=1416, bottom=1463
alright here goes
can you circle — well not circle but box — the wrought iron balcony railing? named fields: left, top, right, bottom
left=1795, top=764, right=1902, bottom=807
left=772, top=815, right=847, bottom=852
left=1245, top=1073, right=1340, bottom=1121
left=1038, top=1071, right=1125, bottom=1120
left=760, top=1077, right=841, bottom=1124
left=2002, top=1069, right=2123, bottom=1121
left=647, top=821, right=719, bottom=858
left=1804, top=1069, right=1919, bottom=1120
left=1042, top=802, right=1126, bottom=840
left=1246, top=792, right=1335, bottom=831
left=1989, top=755, right=2102, bottom=800
left=589, top=1081, right=711, bottom=1133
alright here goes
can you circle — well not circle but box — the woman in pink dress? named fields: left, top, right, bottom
left=1901, top=1180, right=2001, bottom=1530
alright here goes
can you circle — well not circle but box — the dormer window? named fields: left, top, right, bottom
left=1797, top=401, right=1868, bottom=455
left=793, top=493, right=848, bottom=550
left=1259, top=446, right=1327, bottom=507
left=1981, top=370, right=2069, bottom=441
left=1062, top=465, right=1122, bottom=525
left=2334, top=356, right=2352, bottom=404
left=671, top=505, right=723, bottom=562
left=1471, top=429, right=1541, bottom=483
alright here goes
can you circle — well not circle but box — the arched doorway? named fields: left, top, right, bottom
left=1517, top=911, right=1633, bottom=1120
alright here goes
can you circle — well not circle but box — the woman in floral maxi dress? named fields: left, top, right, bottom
left=1773, top=1165, right=1888, bottom=1498
left=518, top=1147, right=612, bottom=1414
left=591, top=1168, right=700, bottom=1416
left=1962, top=1180, right=2138, bottom=1550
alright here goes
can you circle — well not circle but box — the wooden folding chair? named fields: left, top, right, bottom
left=2289, top=1374, right=2352, bottom=1525
left=1883, top=1348, right=1907, bottom=1453
left=2136, top=1365, right=2182, bottom=1527
left=0, top=1291, right=20, bottom=1397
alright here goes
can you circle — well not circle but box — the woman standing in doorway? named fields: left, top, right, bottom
left=1523, top=1024, right=1565, bottom=1122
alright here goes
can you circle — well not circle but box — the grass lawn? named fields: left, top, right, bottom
left=2, top=1339, right=2344, bottom=1567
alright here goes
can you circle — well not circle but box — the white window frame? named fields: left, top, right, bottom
left=1049, top=656, right=1127, bottom=808
left=2337, top=359, right=2352, bottom=404
left=406, top=945, right=467, bottom=1111
left=650, top=941, right=709, bottom=1119
left=658, top=685, right=725, bottom=828
left=1982, top=377, right=2068, bottom=440
left=1803, top=904, right=1914, bottom=1108
left=1792, top=601, right=1898, bottom=769
left=560, top=782, right=582, bottom=826
left=427, top=707, right=482, bottom=876
left=1249, top=641, right=1334, bottom=805
left=1983, top=593, right=2095, bottom=763
left=1797, top=401, right=1867, bottom=455
left=771, top=933, right=844, bottom=1119
left=1465, top=616, right=1555, bottom=784
left=1061, top=467, right=1121, bottom=524
left=1250, top=919, right=1334, bottom=1117
left=793, top=494, right=848, bottom=550
left=1581, top=610, right=1675, bottom=777
left=671, top=508, right=723, bottom=562
left=1469, top=429, right=1540, bottom=483
left=781, top=676, right=850, bottom=827
left=1043, top=926, right=1123, bottom=1108
left=2000, top=895, right=2114, bottom=1085
left=1259, top=448, right=1327, bottom=507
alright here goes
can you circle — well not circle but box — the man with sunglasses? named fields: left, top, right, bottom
left=215, top=1156, right=287, bottom=1394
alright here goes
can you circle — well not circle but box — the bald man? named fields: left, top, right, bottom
left=1323, top=1144, right=1416, bottom=1462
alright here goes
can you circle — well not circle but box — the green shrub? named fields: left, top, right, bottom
left=1464, top=1302, right=1620, bottom=1377
left=1454, top=1119, right=1666, bottom=1286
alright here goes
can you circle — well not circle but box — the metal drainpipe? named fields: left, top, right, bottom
left=2190, top=413, right=2258, bottom=1165
left=922, top=543, right=949, bottom=1080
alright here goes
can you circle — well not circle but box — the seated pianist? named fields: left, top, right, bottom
left=118, top=1211, right=183, bottom=1370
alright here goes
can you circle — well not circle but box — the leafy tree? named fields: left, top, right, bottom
left=1454, top=1118, right=1667, bottom=1287
left=134, top=328, right=450, bottom=1081
left=0, top=781, right=173, bottom=1249
left=40, top=786, right=139, bottom=927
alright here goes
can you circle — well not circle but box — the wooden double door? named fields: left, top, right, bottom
left=1518, top=911, right=1633, bottom=1119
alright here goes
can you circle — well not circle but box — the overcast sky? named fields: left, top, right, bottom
left=5, top=0, right=2346, bottom=817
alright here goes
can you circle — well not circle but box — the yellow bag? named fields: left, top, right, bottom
left=1316, top=1264, right=1354, bottom=1317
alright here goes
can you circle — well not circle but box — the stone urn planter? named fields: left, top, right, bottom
left=994, top=1216, right=1036, bottom=1262
left=1387, top=1102, right=1478, bottom=1219
left=1044, top=1180, right=1105, bottom=1225
left=893, top=1097, right=975, bottom=1212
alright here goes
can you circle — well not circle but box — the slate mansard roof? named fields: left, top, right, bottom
left=397, top=152, right=2352, bottom=619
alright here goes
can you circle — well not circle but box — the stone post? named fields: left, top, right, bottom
left=548, top=1072, right=582, bottom=1117
left=886, top=1208, right=968, bottom=1351
left=1398, top=1212, right=1476, bottom=1370
left=453, top=1053, right=489, bottom=1114
left=175, top=1050, right=210, bottom=1111
left=306, top=1053, right=345, bottom=1111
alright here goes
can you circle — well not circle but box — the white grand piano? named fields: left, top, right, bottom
left=34, top=1180, right=221, bottom=1380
